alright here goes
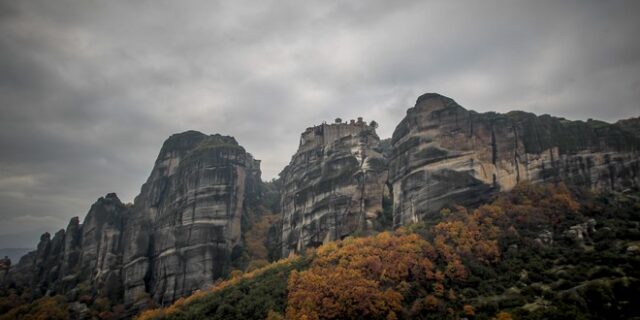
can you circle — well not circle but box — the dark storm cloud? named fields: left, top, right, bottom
left=1, top=0, right=639, bottom=247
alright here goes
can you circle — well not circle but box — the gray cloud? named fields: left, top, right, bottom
left=1, top=0, right=639, bottom=248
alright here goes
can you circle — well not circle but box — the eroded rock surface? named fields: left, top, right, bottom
left=389, top=93, right=640, bottom=225
left=2, top=131, right=262, bottom=309
left=3, top=93, right=639, bottom=315
left=4, top=194, right=129, bottom=301
left=280, top=119, right=388, bottom=256
left=122, top=131, right=261, bottom=305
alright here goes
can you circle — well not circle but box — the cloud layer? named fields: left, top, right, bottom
left=1, top=0, right=639, bottom=247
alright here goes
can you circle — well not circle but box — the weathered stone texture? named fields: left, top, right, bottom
left=280, top=119, right=388, bottom=256
left=3, top=131, right=262, bottom=309
left=389, top=93, right=640, bottom=225
left=3, top=93, right=639, bottom=313
left=122, top=131, right=261, bottom=305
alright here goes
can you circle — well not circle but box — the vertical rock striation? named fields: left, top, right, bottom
left=5, top=194, right=130, bottom=301
left=2, top=93, right=639, bottom=315
left=2, top=131, right=262, bottom=309
left=279, top=119, right=388, bottom=256
left=389, top=93, right=640, bottom=225
left=122, top=131, right=261, bottom=305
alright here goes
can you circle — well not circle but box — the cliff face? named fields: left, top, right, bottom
left=276, top=94, right=639, bottom=256
left=122, top=131, right=261, bottom=305
left=279, top=119, right=388, bottom=256
left=389, top=93, right=640, bottom=225
left=617, top=117, right=640, bottom=139
left=3, top=131, right=262, bottom=308
left=2, top=93, right=639, bottom=316
left=5, top=194, right=129, bottom=301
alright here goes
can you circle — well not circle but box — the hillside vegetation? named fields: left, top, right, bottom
left=134, top=183, right=640, bottom=320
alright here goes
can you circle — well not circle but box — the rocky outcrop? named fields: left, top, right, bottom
left=565, top=219, right=597, bottom=244
left=2, top=131, right=262, bottom=309
left=3, top=93, right=639, bottom=315
left=535, top=230, right=554, bottom=246
left=81, top=194, right=128, bottom=301
left=122, top=131, right=261, bottom=305
left=617, top=117, right=640, bottom=139
left=0, top=257, right=10, bottom=283
left=4, top=194, right=129, bottom=301
left=280, top=118, right=388, bottom=256
left=389, top=93, right=640, bottom=225
left=277, top=94, right=639, bottom=255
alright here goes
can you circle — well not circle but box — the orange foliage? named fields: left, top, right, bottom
left=463, top=304, right=475, bottom=316
left=489, top=182, right=580, bottom=229
left=137, top=308, right=165, bottom=320
left=312, top=232, right=438, bottom=285
left=434, top=206, right=501, bottom=265
left=284, top=188, right=520, bottom=320
left=136, top=183, right=579, bottom=320
left=0, top=296, right=69, bottom=320
left=424, top=295, right=440, bottom=311
left=286, top=267, right=403, bottom=320
left=286, top=233, right=436, bottom=319
left=285, top=228, right=491, bottom=319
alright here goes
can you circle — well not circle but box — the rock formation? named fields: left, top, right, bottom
left=279, top=118, right=388, bottom=256
left=617, top=116, right=640, bottom=139
left=2, top=93, right=639, bottom=316
left=565, top=219, right=597, bottom=244
left=388, top=93, right=640, bottom=226
left=277, top=94, right=639, bottom=255
left=122, top=131, right=261, bottom=305
left=2, top=194, right=129, bottom=302
left=2, top=131, right=262, bottom=309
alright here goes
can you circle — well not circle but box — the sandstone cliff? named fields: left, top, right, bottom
left=276, top=94, right=639, bottom=255
left=122, top=131, right=261, bottom=305
left=2, top=131, right=262, bottom=309
left=279, top=119, right=388, bottom=256
left=389, top=93, right=640, bottom=226
left=5, top=193, right=129, bottom=302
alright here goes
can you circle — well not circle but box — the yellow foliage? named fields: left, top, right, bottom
left=434, top=207, right=501, bottom=264
left=287, top=266, right=403, bottom=319
left=463, top=304, right=475, bottom=316
left=311, top=232, right=438, bottom=285
left=286, top=230, right=483, bottom=319
left=491, top=182, right=580, bottom=228
left=496, top=311, right=513, bottom=320
left=136, top=308, right=165, bottom=320
left=386, top=311, right=398, bottom=320
left=0, top=296, right=69, bottom=320
left=424, top=295, right=440, bottom=311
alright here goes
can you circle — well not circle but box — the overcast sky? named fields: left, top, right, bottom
left=1, top=0, right=639, bottom=248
